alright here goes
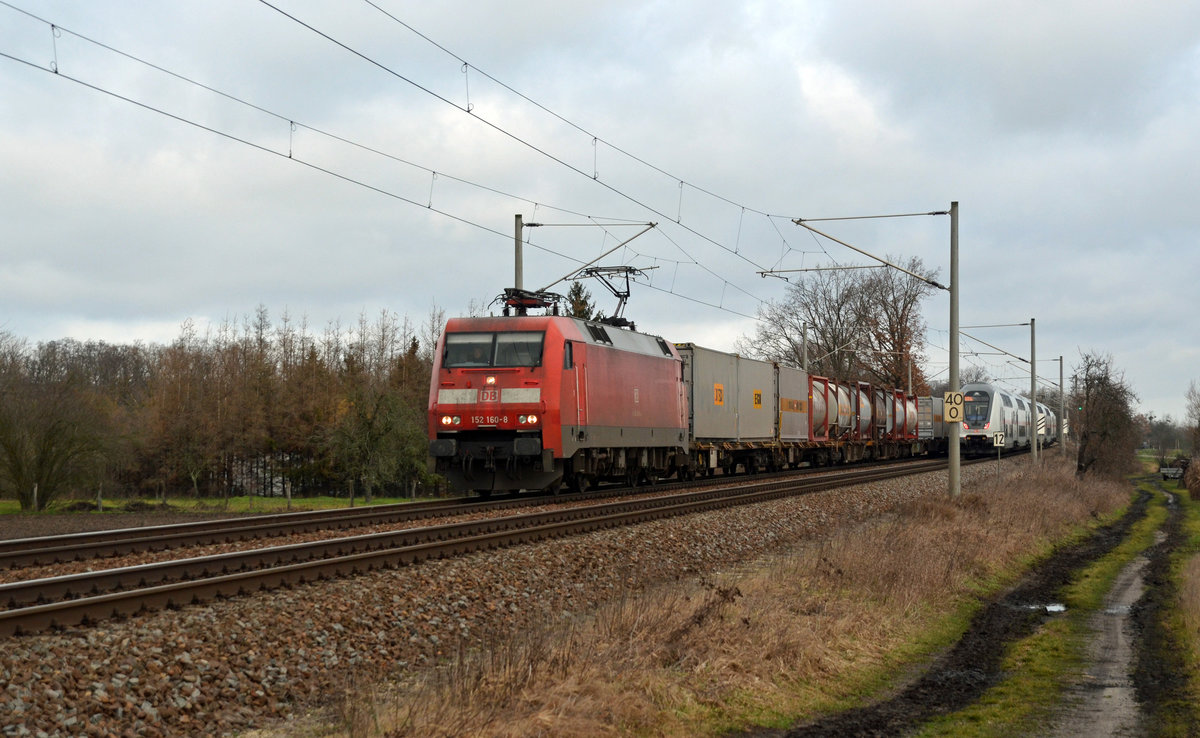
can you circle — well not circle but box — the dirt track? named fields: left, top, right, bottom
left=1047, top=534, right=1152, bottom=736
left=737, top=482, right=1193, bottom=737
left=1129, top=488, right=1199, bottom=736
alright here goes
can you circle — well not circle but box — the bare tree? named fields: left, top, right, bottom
left=738, top=266, right=863, bottom=378
left=1186, top=380, right=1200, bottom=454
left=856, top=257, right=938, bottom=392
left=738, top=256, right=938, bottom=386
left=928, top=365, right=991, bottom=397
left=419, top=304, right=446, bottom=368
left=1072, top=351, right=1139, bottom=478
left=1145, top=414, right=1183, bottom=464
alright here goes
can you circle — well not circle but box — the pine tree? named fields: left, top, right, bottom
left=566, top=281, right=596, bottom=320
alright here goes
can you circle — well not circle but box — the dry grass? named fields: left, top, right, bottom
left=1175, top=485, right=1200, bottom=712
left=1178, top=555, right=1200, bottom=711
left=1185, top=462, right=1200, bottom=494
left=334, top=461, right=1129, bottom=737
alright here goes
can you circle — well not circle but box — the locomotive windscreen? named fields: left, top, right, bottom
left=963, top=390, right=990, bottom=423
left=443, top=332, right=545, bottom=368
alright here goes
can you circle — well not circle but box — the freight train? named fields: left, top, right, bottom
left=427, top=295, right=1053, bottom=494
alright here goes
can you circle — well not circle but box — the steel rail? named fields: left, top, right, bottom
left=0, top=454, right=952, bottom=568
left=0, top=495, right=546, bottom=568
left=0, top=459, right=969, bottom=637
left=1, top=461, right=946, bottom=610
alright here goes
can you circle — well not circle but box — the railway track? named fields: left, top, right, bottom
left=0, top=456, right=949, bottom=569
left=0, top=495, right=548, bottom=569
left=1, top=457, right=980, bottom=637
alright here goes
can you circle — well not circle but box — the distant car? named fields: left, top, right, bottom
left=1161, top=466, right=1184, bottom=480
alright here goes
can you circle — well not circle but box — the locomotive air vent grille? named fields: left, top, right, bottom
left=585, top=323, right=613, bottom=345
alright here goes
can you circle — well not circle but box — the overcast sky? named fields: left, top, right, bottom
left=2, top=1, right=1198, bottom=421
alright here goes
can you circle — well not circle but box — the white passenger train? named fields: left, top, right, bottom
left=960, top=382, right=1058, bottom=455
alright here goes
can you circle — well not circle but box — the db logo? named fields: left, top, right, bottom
left=479, top=389, right=500, bottom=403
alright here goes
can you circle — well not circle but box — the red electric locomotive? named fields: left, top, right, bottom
left=427, top=294, right=689, bottom=495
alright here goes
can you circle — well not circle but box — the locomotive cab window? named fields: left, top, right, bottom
left=444, top=332, right=545, bottom=368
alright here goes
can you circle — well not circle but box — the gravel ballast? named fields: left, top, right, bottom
left=1, top=466, right=993, bottom=736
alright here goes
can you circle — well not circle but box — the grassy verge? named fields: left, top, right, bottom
left=0, top=494, right=430, bottom=516
left=1162, top=479, right=1200, bottom=734
left=912, top=478, right=1164, bottom=737
left=305, top=461, right=1132, bottom=737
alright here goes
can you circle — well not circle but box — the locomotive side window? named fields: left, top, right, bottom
left=1001, top=394, right=1013, bottom=408
left=443, top=332, right=545, bottom=368
left=563, top=341, right=574, bottom=369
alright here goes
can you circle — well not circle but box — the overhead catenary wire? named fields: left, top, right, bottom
left=0, top=49, right=541, bottom=245
left=792, top=219, right=948, bottom=290
left=1, top=3, right=961, bottom=341
left=256, top=0, right=773, bottom=300
left=372, top=0, right=943, bottom=300
left=0, top=2, right=769, bottom=323
left=359, top=0, right=787, bottom=220
left=959, top=331, right=1027, bottom=364
left=0, top=1, right=643, bottom=227
left=793, top=211, right=950, bottom=222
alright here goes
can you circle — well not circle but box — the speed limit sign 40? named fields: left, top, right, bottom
left=944, top=392, right=964, bottom=423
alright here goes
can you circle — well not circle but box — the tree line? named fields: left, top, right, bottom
left=0, top=306, right=445, bottom=511
left=4, top=272, right=1178, bottom=511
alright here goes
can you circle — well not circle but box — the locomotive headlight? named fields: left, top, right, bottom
left=441, top=415, right=461, bottom=426
left=486, top=375, right=496, bottom=385
left=527, top=414, right=538, bottom=424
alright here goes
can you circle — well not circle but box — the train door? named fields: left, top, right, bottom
left=565, top=341, right=588, bottom=427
